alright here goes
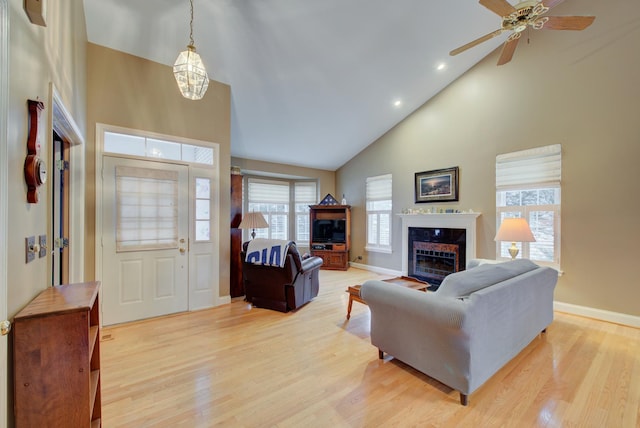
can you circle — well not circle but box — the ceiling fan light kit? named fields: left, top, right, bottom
left=449, top=0, right=595, bottom=66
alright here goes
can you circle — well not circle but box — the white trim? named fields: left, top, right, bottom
left=554, top=302, right=640, bottom=329
left=51, top=86, right=84, bottom=146
left=0, top=0, right=8, bottom=423
left=364, top=246, right=393, bottom=254
left=217, top=296, right=231, bottom=306
left=49, top=85, right=85, bottom=283
left=348, top=262, right=402, bottom=277
left=398, top=213, right=481, bottom=277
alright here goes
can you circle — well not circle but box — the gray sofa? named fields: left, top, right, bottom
left=360, top=259, right=558, bottom=405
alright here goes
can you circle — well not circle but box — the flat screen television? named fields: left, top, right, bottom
left=312, top=219, right=346, bottom=243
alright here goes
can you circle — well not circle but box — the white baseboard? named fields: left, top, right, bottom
left=350, top=263, right=640, bottom=329
left=554, top=302, right=640, bottom=328
left=349, top=262, right=402, bottom=277
left=217, top=295, right=231, bottom=306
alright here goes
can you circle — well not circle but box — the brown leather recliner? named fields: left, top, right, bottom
left=241, top=241, right=323, bottom=312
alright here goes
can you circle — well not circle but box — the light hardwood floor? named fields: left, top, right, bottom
left=101, top=268, right=640, bottom=427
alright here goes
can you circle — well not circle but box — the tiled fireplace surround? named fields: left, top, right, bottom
left=399, top=213, right=481, bottom=284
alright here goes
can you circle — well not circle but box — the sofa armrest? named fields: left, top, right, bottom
left=301, top=256, right=323, bottom=272
left=361, top=279, right=473, bottom=395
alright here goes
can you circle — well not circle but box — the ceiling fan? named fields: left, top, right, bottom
left=450, top=0, right=595, bottom=66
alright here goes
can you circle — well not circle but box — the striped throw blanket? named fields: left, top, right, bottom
left=245, top=239, right=291, bottom=268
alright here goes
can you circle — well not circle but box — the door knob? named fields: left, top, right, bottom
left=179, top=247, right=186, bottom=254
left=1, top=320, right=11, bottom=336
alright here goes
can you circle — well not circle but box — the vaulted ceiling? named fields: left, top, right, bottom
left=83, top=0, right=585, bottom=170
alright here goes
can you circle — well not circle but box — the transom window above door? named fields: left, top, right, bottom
left=104, top=131, right=214, bottom=166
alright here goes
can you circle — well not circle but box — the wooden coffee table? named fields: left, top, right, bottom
left=346, top=276, right=429, bottom=319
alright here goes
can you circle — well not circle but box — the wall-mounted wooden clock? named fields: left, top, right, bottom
left=24, top=99, right=46, bottom=203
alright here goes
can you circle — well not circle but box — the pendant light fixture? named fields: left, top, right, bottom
left=173, top=0, right=209, bottom=100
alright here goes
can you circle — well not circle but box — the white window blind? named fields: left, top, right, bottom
left=496, top=144, right=562, bottom=267
left=294, top=181, right=317, bottom=244
left=248, top=179, right=290, bottom=204
left=115, top=166, right=179, bottom=252
left=366, top=174, right=392, bottom=252
left=295, top=181, right=317, bottom=204
left=247, top=178, right=290, bottom=240
left=366, top=174, right=393, bottom=203
left=496, top=144, right=561, bottom=190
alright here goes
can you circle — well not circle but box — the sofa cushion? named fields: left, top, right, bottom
left=436, top=259, right=539, bottom=298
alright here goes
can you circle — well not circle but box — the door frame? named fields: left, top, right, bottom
left=94, top=123, right=222, bottom=323
left=1, top=0, right=9, bottom=425
left=51, top=133, right=71, bottom=285
left=49, top=85, right=85, bottom=284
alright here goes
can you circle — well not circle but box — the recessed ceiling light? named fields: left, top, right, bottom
left=436, top=63, right=446, bottom=71
left=393, top=100, right=402, bottom=108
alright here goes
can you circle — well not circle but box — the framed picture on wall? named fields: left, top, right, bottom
left=414, top=166, right=459, bottom=203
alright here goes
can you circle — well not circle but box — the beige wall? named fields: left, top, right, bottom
left=231, top=156, right=336, bottom=200
left=337, top=0, right=640, bottom=317
left=7, top=0, right=87, bottom=317
left=86, top=43, right=232, bottom=295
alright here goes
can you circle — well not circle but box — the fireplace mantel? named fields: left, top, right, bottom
left=398, top=213, right=481, bottom=277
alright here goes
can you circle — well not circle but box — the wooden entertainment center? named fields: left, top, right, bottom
left=309, top=204, right=351, bottom=270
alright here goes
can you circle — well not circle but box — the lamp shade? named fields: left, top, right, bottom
left=238, top=212, right=269, bottom=230
left=494, top=218, right=536, bottom=243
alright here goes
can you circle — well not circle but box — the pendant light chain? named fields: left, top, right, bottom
left=189, top=0, right=195, bottom=48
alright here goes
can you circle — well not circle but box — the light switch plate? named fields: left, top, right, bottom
left=25, top=236, right=36, bottom=263
left=39, top=235, right=47, bottom=258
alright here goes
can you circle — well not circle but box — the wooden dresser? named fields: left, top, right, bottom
left=13, top=281, right=102, bottom=427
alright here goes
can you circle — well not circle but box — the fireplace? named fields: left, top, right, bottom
left=399, top=213, right=480, bottom=288
left=408, top=227, right=466, bottom=286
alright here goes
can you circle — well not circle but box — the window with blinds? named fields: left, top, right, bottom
left=247, top=178, right=290, bottom=240
left=115, top=166, right=179, bottom=252
left=294, top=181, right=317, bottom=245
left=496, top=144, right=561, bottom=267
left=366, top=174, right=392, bottom=253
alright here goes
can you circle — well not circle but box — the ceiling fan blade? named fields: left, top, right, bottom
left=542, top=15, right=596, bottom=30
left=479, top=0, right=517, bottom=17
left=497, top=37, right=520, bottom=66
left=543, top=0, right=566, bottom=9
left=449, top=29, right=504, bottom=56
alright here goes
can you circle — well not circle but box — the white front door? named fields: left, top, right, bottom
left=102, top=156, right=189, bottom=325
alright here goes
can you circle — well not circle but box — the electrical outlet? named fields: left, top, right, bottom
left=39, top=235, right=47, bottom=258
left=356, top=255, right=363, bottom=261
left=25, top=236, right=36, bottom=263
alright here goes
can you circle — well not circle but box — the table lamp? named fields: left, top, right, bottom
left=494, top=218, right=536, bottom=260
left=238, top=211, right=269, bottom=239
